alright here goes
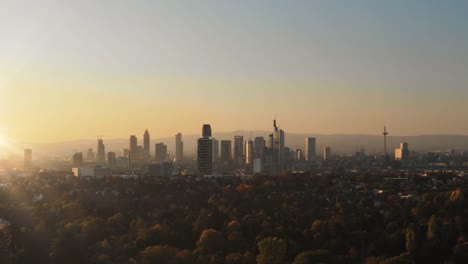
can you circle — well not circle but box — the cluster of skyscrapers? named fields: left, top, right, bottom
left=64, top=124, right=411, bottom=177
left=196, top=120, right=321, bottom=176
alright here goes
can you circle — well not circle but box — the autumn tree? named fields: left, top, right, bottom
left=256, top=237, right=286, bottom=264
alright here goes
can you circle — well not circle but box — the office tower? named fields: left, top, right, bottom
left=202, top=124, right=212, bottom=138
left=96, top=137, right=105, bottom=163
left=73, top=152, right=83, bottom=166
left=155, top=143, right=168, bottom=163
left=87, top=148, right=95, bottom=160
left=272, top=119, right=285, bottom=172
left=323, top=146, right=331, bottom=160
left=212, top=138, right=219, bottom=162
left=234, top=135, right=244, bottom=168
left=220, top=140, right=232, bottom=162
left=305, top=137, right=316, bottom=162
left=24, top=149, right=32, bottom=170
left=395, top=142, right=409, bottom=160
left=254, top=137, right=266, bottom=160
left=296, top=149, right=304, bottom=161
left=245, top=139, right=254, bottom=165
left=122, top=148, right=130, bottom=158
left=129, top=135, right=137, bottom=152
left=144, top=129, right=150, bottom=159
left=197, top=124, right=213, bottom=176
left=107, top=152, right=116, bottom=168
left=129, top=135, right=138, bottom=168
left=267, top=134, right=274, bottom=149
left=175, top=133, right=184, bottom=162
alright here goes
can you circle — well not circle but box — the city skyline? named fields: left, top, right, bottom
left=1, top=1, right=468, bottom=144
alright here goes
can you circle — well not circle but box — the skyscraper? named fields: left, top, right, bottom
left=395, top=142, right=409, bottom=160
left=202, top=124, right=212, bottom=138
left=245, top=139, right=254, bottom=165
left=323, top=146, right=331, bottom=160
left=305, top=137, right=316, bottom=162
left=234, top=135, right=244, bottom=168
left=87, top=148, right=95, bottom=160
left=155, top=143, right=168, bottom=163
left=73, top=152, right=83, bottom=166
left=197, top=124, right=213, bottom=176
left=122, top=148, right=130, bottom=158
left=175, top=133, right=184, bottom=163
left=220, top=140, right=232, bottom=162
left=107, top=152, right=116, bottom=168
left=272, top=119, right=285, bottom=172
left=129, top=135, right=138, bottom=152
left=96, top=137, right=105, bottom=163
left=129, top=135, right=138, bottom=168
left=212, top=138, right=219, bottom=162
left=144, top=129, right=150, bottom=159
left=253, top=137, right=266, bottom=160
left=24, top=149, right=32, bottom=170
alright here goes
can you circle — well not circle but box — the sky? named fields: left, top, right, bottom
left=1, top=0, right=468, bottom=146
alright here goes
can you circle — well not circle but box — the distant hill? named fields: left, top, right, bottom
left=29, top=132, right=468, bottom=158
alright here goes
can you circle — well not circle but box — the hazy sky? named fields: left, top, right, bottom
left=1, top=0, right=467, bottom=144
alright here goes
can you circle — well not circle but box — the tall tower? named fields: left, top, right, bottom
left=129, top=135, right=138, bottom=168
left=175, top=133, right=184, bottom=163
left=305, top=137, right=316, bottom=162
left=143, top=129, right=150, bottom=159
left=383, top=126, right=389, bottom=161
left=197, top=124, right=213, bottom=176
left=155, top=143, right=168, bottom=163
left=96, top=137, right=105, bottom=163
left=234, top=135, right=244, bottom=168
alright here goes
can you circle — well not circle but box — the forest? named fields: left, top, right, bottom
left=0, top=171, right=467, bottom=263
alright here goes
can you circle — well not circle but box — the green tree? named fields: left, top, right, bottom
left=256, top=237, right=286, bottom=264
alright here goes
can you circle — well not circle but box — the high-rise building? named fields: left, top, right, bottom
left=254, top=137, right=266, bottom=160
left=87, top=148, right=95, bottom=160
left=155, top=143, right=168, bottom=163
left=129, top=135, right=137, bottom=152
left=296, top=149, right=304, bottom=161
left=305, top=137, right=316, bottom=162
left=175, top=133, right=184, bottom=163
left=144, top=129, right=150, bottom=159
left=395, top=142, right=409, bottom=160
left=245, top=139, right=254, bottom=165
left=73, top=152, right=83, bottom=166
left=220, top=140, right=232, bottom=162
left=234, top=136, right=244, bottom=168
left=272, top=119, right=285, bottom=172
left=202, top=124, right=212, bottom=138
left=212, top=138, right=219, bottom=162
left=129, top=135, right=138, bottom=168
left=96, top=137, right=105, bottom=163
left=107, top=152, right=116, bottom=168
left=122, top=148, right=130, bottom=158
left=267, top=134, right=274, bottom=149
left=24, top=149, right=32, bottom=170
left=197, top=124, right=213, bottom=176
left=323, top=146, right=331, bottom=160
